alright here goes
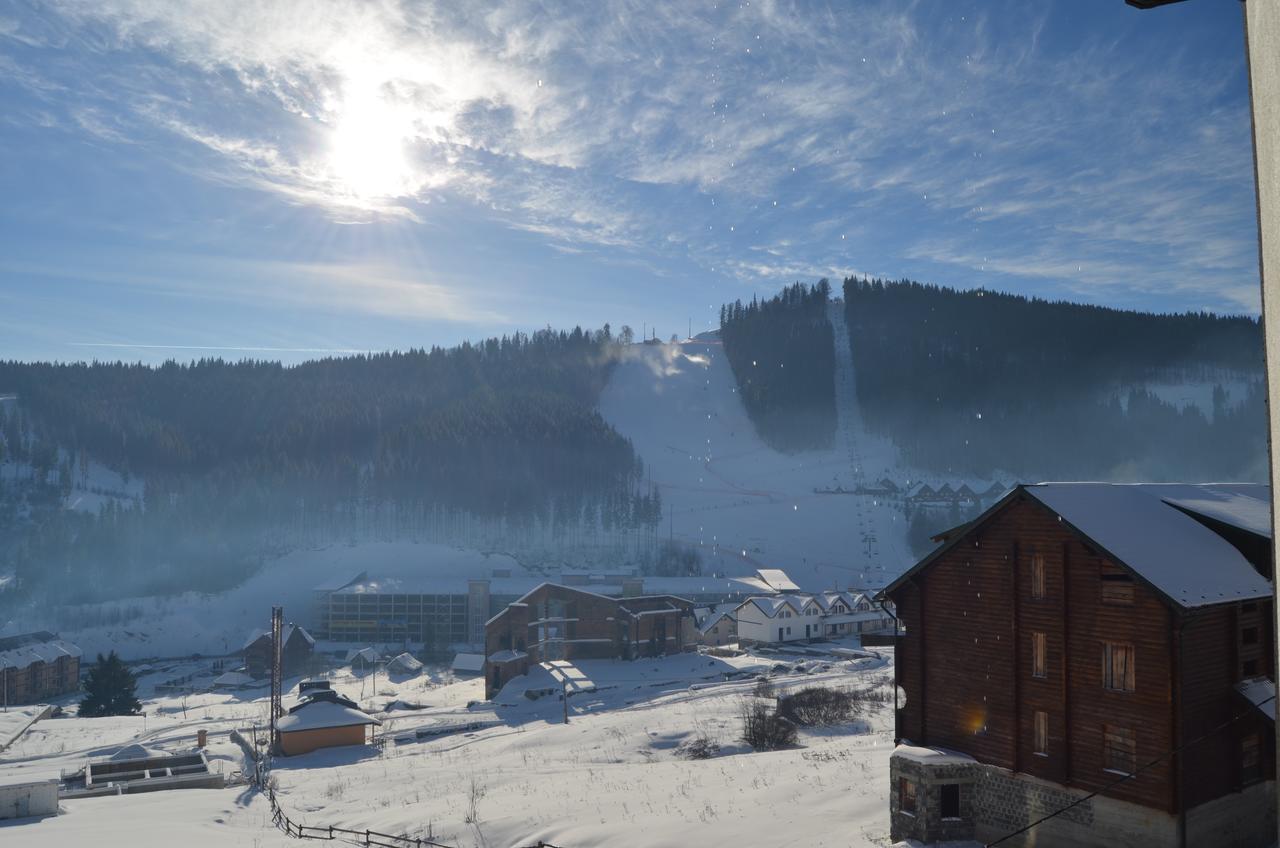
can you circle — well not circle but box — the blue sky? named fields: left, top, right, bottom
left=0, top=0, right=1260, bottom=363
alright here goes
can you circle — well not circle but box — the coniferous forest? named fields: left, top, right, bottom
left=842, top=277, right=1266, bottom=480
left=719, top=280, right=836, bottom=452
left=0, top=327, right=662, bottom=604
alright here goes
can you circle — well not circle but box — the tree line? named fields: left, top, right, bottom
left=0, top=327, right=664, bottom=604
left=718, top=280, right=836, bottom=452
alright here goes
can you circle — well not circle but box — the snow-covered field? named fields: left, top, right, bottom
left=0, top=647, right=899, bottom=848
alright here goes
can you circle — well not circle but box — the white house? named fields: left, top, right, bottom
left=695, top=605, right=738, bottom=647
left=734, top=591, right=896, bottom=644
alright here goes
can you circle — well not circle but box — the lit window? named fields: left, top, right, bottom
left=1031, top=553, right=1046, bottom=599
left=1032, top=632, right=1047, bottom=678
left=1103, top=643, right=1136, bottom=692
left=1104, top=725, right=1136, bottom=774
left=1034, top=710, right=1048, bottom=755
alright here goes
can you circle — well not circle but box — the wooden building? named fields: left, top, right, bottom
left=885, top=483, right=1275, bottom=848
left=0, top=631, right=81, bottom=704
left=241, top=623, right=315, bottom=680
left=484, top=584, right=696, bottom=699
left=276, top=687, right=381, bottom=756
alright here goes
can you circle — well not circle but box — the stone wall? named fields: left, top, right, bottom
left=889, top=753, right=979, bottom=843
left=1185, top=780, right=1276, bottom=848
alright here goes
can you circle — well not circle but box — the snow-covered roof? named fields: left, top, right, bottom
left=1025, top=483, right=1271, bottom=608
left=487, top=649, right=528, bottom=664
left=277, top=700, right=381, bottom=732
left=739, top=595, right=806, bottom=618
left=388, top=653, right=425, bottom=674
left=345, top=647, right=379, bottom=664
left=1237, top=677, right=1275, bottom=722
left=1148, top=483, right=1272, bottom=538
left=892, top=743, right=976, bottom=765
left=110, top=744, right=168, bottom=762
left=213, top=671, right=254, bottom=687
left=755, top=569, right=800, bottom=592
left=450, top=652, right=484, bottom=673
left=241, top=623, right=314, bottom=653
left=697, top=610, right=735, bottom=633
left=0, top=632, right=81, bottom=669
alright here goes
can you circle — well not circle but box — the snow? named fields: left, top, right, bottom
left=0, top=542, right=528, bottom=661
left=449, top=653, right=483, bottom=674
left=597, top=311, right=926, bottom=595
left=277, top=701, right=381, bottom=732
left=0, top=644, right=899, bottom=848
left=0, top=706, right=49, bottom=750
left=213, top=672, right=254, bottom=688
left=892, top=743, right=976, bottom=766
left=1025, top=483, right=1271, bottom=607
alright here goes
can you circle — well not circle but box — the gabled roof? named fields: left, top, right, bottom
left=886, top=483, right=1272, bottom=610
left=755, top=569, right=801, bottom=592
left=278, top=700, right=381, bottom=732
left=698, top=610, right=735, bottom=633
left=241, top=623, right=314, bottom=653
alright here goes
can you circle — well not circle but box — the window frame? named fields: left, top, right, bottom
left=899, top=777, right=917, bottom=814
left=1032, top=631, right=1047, bottom=679
left=1102, top=642, right=1136, bottom=693
left=1034, top=710, right=1049, bottom=756
left=939, top=783, right=961, bottom=820
left=1103, top=724, right=1137, bottom=775
left=1030, top=553, right=1046, bottom=600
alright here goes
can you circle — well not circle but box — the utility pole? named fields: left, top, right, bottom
left=562, top=678, right=569, bottom=725
left=2, top=660, right=7, bottom=713
left=269, top=606, right=283, bottom=754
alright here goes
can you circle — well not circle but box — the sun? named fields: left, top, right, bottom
left=326, top=82, right=417, bottom=202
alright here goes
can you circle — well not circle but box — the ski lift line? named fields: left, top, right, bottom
left=985, top=692, right=1278, bottom=847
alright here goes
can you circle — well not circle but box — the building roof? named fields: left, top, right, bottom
left=451, top=652, right=485, bottom=673
left=755, top=569, right=800, bottom=592
left=1237, top=677, right=1275, bottom=722
left=887, top=483, right=1272, bottom=610
left=697, top=610, right=735, bottom=633
left=0, top=632, right=81, bottom=669
left=277, top=700, right=381, bottom=733
left=388, top=652, right=425, bottom=674
left=345, top=647, right=379, bottom=664
left=241, top=623, right=314, bottom=653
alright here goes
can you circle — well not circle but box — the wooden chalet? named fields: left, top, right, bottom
left=241, top=623, right=315, bottom=680
left=885, top=483, right=1275, bottom=848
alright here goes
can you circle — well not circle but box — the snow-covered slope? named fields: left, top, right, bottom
left=597, top=310, right=916, bottom=593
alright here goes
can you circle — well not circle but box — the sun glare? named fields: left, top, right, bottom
left=326, top=83, right=417, bottom=202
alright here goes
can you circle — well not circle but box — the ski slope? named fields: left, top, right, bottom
left=598, top=308, right=917, bottom=592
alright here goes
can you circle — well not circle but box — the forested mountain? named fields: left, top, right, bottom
left=0, top=327, right=662, bottom=604
left=842, top=277, right=1265, bottom=480
left=719, top=281, right=836, bottom=452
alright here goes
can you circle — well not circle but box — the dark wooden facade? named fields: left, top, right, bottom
left=889, top=491, right=1275, bottom=815
left=243, top=625, right=315, bottom=679
left=0, top=632, right=81, bottom=704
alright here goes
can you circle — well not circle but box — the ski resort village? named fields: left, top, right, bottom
left=3, top=0, right=1279, bottom=846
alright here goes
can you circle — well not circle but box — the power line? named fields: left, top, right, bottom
left=986, top=693, right=1276, bottom=847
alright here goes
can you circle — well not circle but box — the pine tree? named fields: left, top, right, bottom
left=79, top=651, right=141, bottom=717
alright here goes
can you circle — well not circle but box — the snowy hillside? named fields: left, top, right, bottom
left=598, top=311, right=918, bottom=593
left=0, top=543, right=528, bottom=661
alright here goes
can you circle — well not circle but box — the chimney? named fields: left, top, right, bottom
left=197, top=729, right=208, bottom=749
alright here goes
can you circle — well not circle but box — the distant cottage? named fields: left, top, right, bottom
left=277, top=685, right=381, bottom=756
left=885, top=483, right=1276, bottom=848
left=241, top=623, right=315, bottom=680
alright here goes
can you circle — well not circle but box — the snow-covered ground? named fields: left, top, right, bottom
left=0, top=646, right=898, bottom=848
left=598, top=308, right=919, bottom=593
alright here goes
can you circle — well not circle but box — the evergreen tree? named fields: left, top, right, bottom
left=78, top=651, right=142, bottom=717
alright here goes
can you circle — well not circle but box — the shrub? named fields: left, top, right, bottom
left=753, top=675, right=775, bottom=699
left=741, top=701, right=798, bottom=750
left=777, top=686, right=858, bottom=726
left=677, top=733, right=720, bottom=760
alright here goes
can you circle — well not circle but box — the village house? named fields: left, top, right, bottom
left=885, top=483, right=1276, bottom=848
left=241, top=622, right=315, bottom=679
left=733, top=591, right=895, bottom=645
left=276, top=684, right=381, bottom=756
left=483, top=584, right=697, bottom=699
left=696, top=605, right=738, bottom=647
left=0, top=631, right=82, bottom=704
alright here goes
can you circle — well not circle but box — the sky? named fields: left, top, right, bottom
left=0, top=0, right=1262, bottom=364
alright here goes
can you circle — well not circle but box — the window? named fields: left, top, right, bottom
left=1242, top=626, right=1259, bottom=645
left=899, top=778, right=917, bottom=814
left=1030, top=553, right=1046, bottom=600
left=1032, top=632, right=1047, bottom=678
left=940, top=783, right=960, bottom=819
left=1104, top=725, right=1137, bottom=774
left=786, top=626, right=791, bottom=635
left=1034, top=710, right=1048, bottom=755
left=1101, top=572, right=1135, bottom=605
left=1242, top=734, right=1262, bottom=784
left=1103, top=643, right=1136, bottom=692
left=1242, top=658, right=1259, bottom=677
